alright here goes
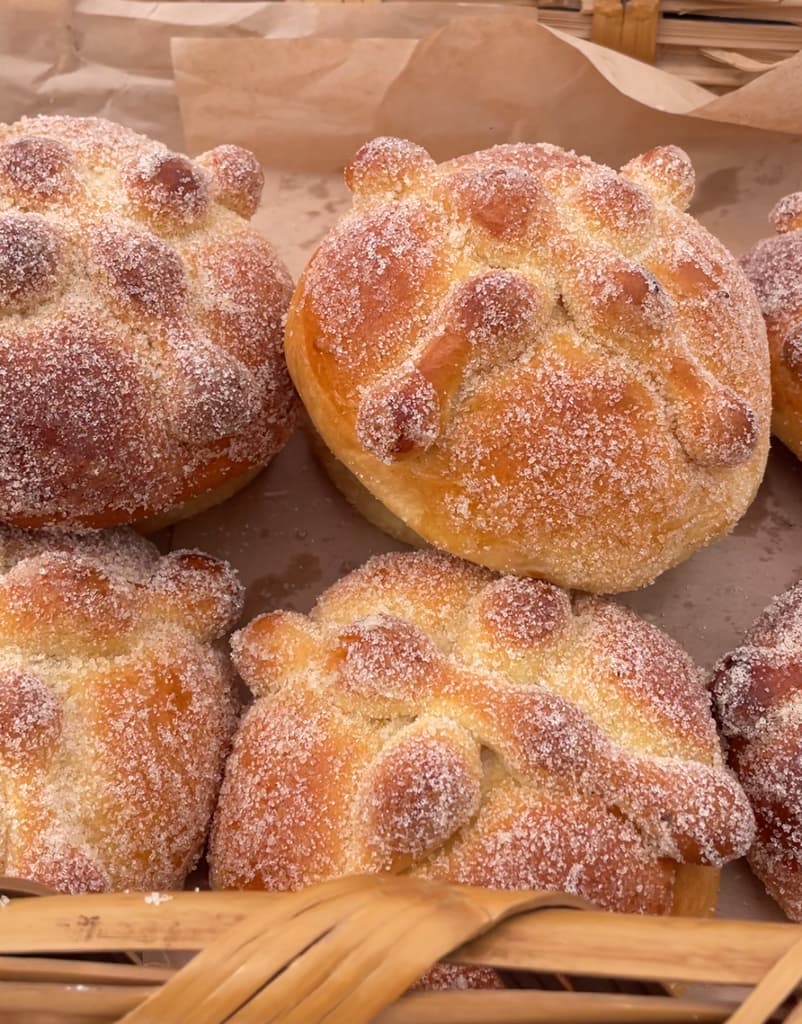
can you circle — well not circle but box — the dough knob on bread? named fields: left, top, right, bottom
left=0, top=135, right=76, bottom=203
left=123, top=150, right=209, bottom=226
left=561, top=254, right=673, bottom=344
left=357, top=365, right=441, bottom=462
left=771, top=192, right=802, bottom=234
left=345, top=137, right=435, bottom=198
left=0, top=670, right=62, bottom=767
left=447, top=164, right=557, bottom=251
left=355, top=269, right=551, bottom=463
left=665, top=356, right=759, bottom=468
left=573, top=172, right=656, bottom=252
left=0, top=213, right=63, bottom=310
left=620, top=144, right=696, bottom=210
left=196, top=144, right=265, bottom=219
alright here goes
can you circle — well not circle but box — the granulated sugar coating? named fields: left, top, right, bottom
left=741, top=199, right=802, bottom=463
left=0, top=115, right=297, bottom=529
left=742, top=233, right=802, bottom=325
left=713, top=581, right=802, bottom=920
left=770, top=192, right=802, bottom=235
left=285, top=138, right=771, bottom=593
left=211, top=551, right=754, bottom=921
left=0, top=524, right=243, bottom=893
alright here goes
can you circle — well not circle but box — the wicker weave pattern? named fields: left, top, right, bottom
left=1, top=874, right=802, bottom=1022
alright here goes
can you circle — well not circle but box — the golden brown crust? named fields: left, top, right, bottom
left=741, top=208, right=802, bottom=461
left=286, top=139, right=770, bottom=593
left=0, top=115, right=297, bottom=528
left=210, top=551, right=753, bottom=916
left=620, top=145, right=696, bottom=210
left=308, top=428, right=424, bottom=547
left=712, top=582, right=802, bottom=920
left=0, top=524, right=242, bottom=892
left=134, top=465, right=263, bottom=535
left=195, top=145, right=264, bottom=220
left=771, top=192, right=802, bottom=235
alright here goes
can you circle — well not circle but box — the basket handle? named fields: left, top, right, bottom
left=117, top=878, right=585, bottom=1024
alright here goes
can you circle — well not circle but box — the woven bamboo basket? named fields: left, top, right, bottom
left=3, top=873, right=802, bottom=1023
left=542, top=0, right=802, bottom=92
left=318, top=0, right=802, bottom=92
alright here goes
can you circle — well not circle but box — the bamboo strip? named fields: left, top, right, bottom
left=701, top=47, right=786, bottom=70
left=659, top=5, right=802, bottom=22
left=0, top=982, right=153, bottom=1018
left=0, top=956, right=173, bottom=987
left=651, top=50, right=774, bottom=87
left=444, top=0, right=802, bottom=12
left=591, top=0, right=625, bottom=50
left=118, top=882, right=412, bottom=1023
left=372, top=990, right=736, bottom=1024
left=0, top=1016, right=111, bottom=1024
left=655, top=22, right=801, bottom=47
left=725, top=936, right=802, bottom=1024
left=0, top=890, right=261, bottom=954
left=620, top=0, right=660, bottom=59
left=452, top=911, right=799, bottom=985
left=668, top=0, right=801, bottom=5
left=0, top=885, right=583, bottom=956
left=0, top=984, right=741, bottom=1024
left=236, top=889, right=472, bottom=1024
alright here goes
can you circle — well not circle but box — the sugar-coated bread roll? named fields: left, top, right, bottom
left=741, top=195, right=802, bottom=460
left=285, top=139, right=770, bottom=593
left=210, top=551, right=753, bottom=919
left=0, top=115, right=297, bottom=529
left=713, top=582, right=802, bottom=920
left=0, top=525, right=242, bottom=892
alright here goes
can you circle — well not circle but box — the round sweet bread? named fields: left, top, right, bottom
left=210, top=551, right=754, bottom=919
left=712, top=582, right=802, bottom=920
left=285, top=139, right=770, bottom=593
left=741, top=194, right=802, bottom=460
left=0, top=115, right=297, bottom=528
left=0, top=525, right=242, bottom=892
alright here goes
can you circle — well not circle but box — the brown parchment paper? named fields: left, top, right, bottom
left=0, top=1, right=549, bottom=147
left=700, top=50, right=802, bottom=134
left=3, top=0, right=802, bottom=924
